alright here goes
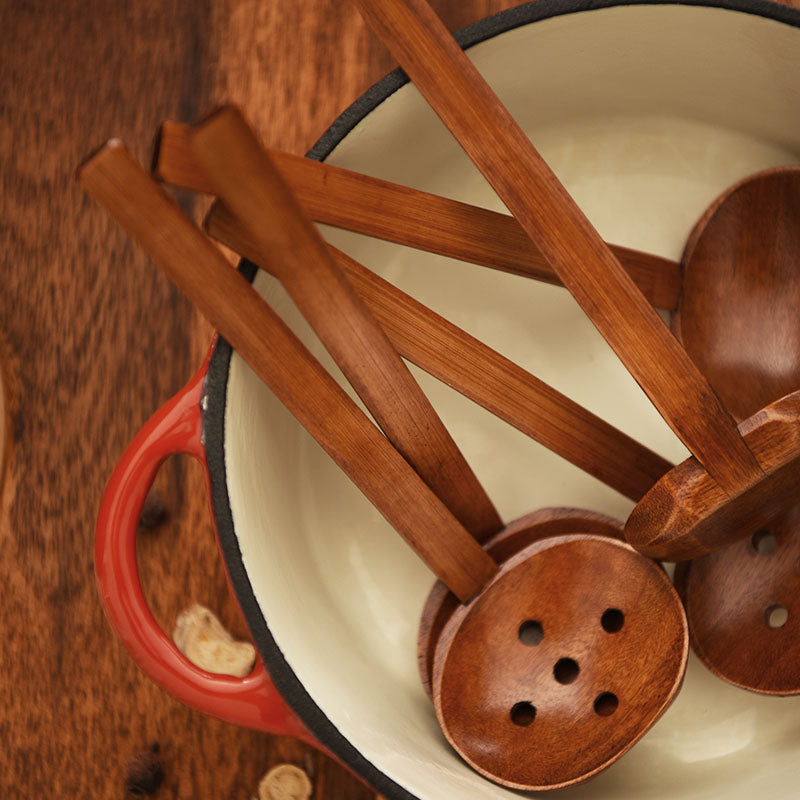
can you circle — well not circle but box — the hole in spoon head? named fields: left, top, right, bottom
left=510, top=702, right=536, bottom=727
left=518, top=620, right=544, bottom=646
left=752, top=529, right=776, bottom=554
left=766, top=604, right=788, bottom=628
left=594, top=692, right=619, bottom=717
left=601, top=608, right=624, bottom=633
left=553, top=658, right=579, bottom=684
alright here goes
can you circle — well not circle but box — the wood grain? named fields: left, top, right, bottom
left=674, top=507, right=800, bottom=694
left=350, top=0, right=763, bottom=496
left=206, top=204, right=673, bottom=502
left=625, top=169, right=800, bottom=562
left=188, top=106, right=502, bottom=540
left=0, top=1, right=521, bottom=797
left=156, top=120, right=682, bottom=309
left=79, top=142, right=498, bottom=603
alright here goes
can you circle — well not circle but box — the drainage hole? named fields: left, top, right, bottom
left=553, top=657, right=579, bottom=684
left=518, top=620, right=544, bottom=646
left=766, top=604, right=788, bottom=628
left=752, top=529, right=776, bottom=554
left=594, top=692, right=618, bottom=717
left=510, top=701, right=536, bottom=726
left=601, top=608, right=625, bottom=633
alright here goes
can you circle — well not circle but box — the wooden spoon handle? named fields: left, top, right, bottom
left=188, top=106, right=502, bottom=540
left=155, top=121, right=680, bottom=309
left=350, top=0, right=762, bottom=495
left=77, top=141, right=497, bottom=603
left=207, top=201, right=673, bottom=501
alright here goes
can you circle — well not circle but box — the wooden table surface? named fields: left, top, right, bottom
left=1, top=0, right=797, bottom=798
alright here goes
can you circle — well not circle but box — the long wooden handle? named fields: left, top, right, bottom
left=207, top=201, right=673, bottom=502
left=155, top=120, right=680, bottom=310
left=188, top=107, right=502, bottom=540
left=350, top=0, right=762, bottom=495
left=78, top=141, right=497, bottom=603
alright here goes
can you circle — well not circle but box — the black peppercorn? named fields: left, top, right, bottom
left=138, top=489, right=168, bottom=530
left=125, top=743, right=164, bottom=796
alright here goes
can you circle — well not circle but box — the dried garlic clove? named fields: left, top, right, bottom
left=172, top=603, right=256, bottom=677
left=258, top=764, right=313, bottom=800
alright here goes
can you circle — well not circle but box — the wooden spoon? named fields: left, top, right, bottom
left=154, top=120, right=680, bottom=309
left=79, top=139, right=688, bottom=791
left=672, top=166, right=800, bottom=694
left=350, top=0, right=800, bottom=565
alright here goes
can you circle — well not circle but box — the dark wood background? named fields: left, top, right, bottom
left=0, top=1, right=521, bottom=797
left=1, top=0, right=797, bottom=797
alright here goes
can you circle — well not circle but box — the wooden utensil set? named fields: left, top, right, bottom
left=79, top=0, right=800, bottom=790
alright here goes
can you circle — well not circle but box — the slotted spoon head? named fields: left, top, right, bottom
left=431, top=535, right=688, bottom=790
left=674, top=509, right=800, bottom=695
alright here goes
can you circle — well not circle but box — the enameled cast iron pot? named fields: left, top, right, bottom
left=96, top=2, right=800, bottom=797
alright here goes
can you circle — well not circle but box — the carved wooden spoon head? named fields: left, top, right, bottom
left=431, top=534, right=688, bottom=790
left=671, top=166, right=800, bottom=694
left=675, top=167, right=800, bottom=418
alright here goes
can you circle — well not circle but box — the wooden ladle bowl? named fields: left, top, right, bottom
left=621, top=170, right=800, bottom=564
left=674, top=166, right=800, bottom=419
left=432, top=531, right=686, bottom=790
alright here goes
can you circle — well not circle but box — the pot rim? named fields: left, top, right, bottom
left=202, top=1, right=800, bottom=797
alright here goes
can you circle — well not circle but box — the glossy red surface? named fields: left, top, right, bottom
left=94, top=346, right=317, bottom=746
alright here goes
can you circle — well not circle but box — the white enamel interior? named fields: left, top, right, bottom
left=222, top=5, right=800, bottom=798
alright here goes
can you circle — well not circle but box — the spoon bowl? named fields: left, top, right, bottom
left=433, top=534, right=687, bottom=790
left=675, top=167, right=800, bottom=419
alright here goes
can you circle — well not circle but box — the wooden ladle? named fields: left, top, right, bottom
left=79, top=133, right=688, bottom=791
left=672, top=166, right=800, bottom=694
left=350, top=0, right=800, bottom=567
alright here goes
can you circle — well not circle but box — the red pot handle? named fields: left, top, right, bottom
left=95, top=349, right=317, bottom=746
